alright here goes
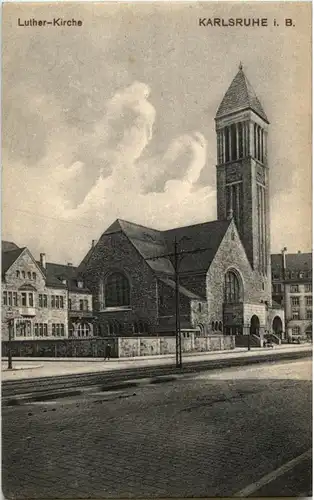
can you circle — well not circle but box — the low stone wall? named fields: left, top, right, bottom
left=2, top=334, right=235, bottom=358
left=117, top=335, right=235, bottom=357
left=1, top=338, right=118, bottom=358
left=194, top=335, right=235, bottom=352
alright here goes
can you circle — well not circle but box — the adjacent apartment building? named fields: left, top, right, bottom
left=271, top=250, right=312, bottom=340
left=2, top=241, right=94, bottom=341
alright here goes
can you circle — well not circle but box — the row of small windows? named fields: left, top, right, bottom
left=51, top=323, right=66, bottom=337
left=272, top=271, right=312, bottom=280
left=14, top=320, right=65, bottom=337
left=290, top=284, right=312, bottom=293
left=273, top=284, right=312, bottom=294
left=211, top=321, right=223, bottom=332
left=3, top=291, right=35, bottom=307
left=16, top=270, right=37, bottom=280
left=291, top=296, right=312, bottom=306
left=3, top=291, right=91, bottom=310
left=291, top=309, right=312, bottom=320
left=292, top=326, right=312, bottom=336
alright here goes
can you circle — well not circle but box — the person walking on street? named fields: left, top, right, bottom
left=104, top=342, right=111, bottom=361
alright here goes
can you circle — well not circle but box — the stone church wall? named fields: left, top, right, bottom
left=207, top=220, right=270, bottom=327
left=83, top=231, right=159, bottom=332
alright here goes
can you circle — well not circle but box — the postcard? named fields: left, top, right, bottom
left=2, top=2, right=312, bottom=499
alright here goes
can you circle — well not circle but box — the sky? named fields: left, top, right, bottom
left=2, top=2, right=312, bottom=265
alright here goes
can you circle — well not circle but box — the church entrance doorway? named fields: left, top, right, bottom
left=250, top=315, right=260, bottom=336
left=272, top=316, right=283, bottom=336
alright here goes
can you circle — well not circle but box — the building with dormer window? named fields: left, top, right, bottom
left=1, top=242, right=94, bottom=340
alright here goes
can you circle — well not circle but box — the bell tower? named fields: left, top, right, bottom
left=215, top=64, right=270, bottom=279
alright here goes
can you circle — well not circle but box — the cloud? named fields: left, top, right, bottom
left=3, top=80, right=216, bottom=264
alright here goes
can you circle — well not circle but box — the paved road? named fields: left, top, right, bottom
left=2, top=344, right=311, bottom=380
left=2, top=358, right=312, bottom=499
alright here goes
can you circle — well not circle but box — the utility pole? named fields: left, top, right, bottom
left=281, top=247, right=288, bottom=341
left=174, top=237, right=182, bottom=368
left=148, top=240, right=208, bottom=369
left=7, top=310, right=14, bottom=369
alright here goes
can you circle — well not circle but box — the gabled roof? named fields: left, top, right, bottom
left=216, top=67, right=269, bottom=123
left=94, top=217, right=231, bottom=277
left=41, top=262, right=91, bottom=292
left=271, top=253, right=312, bottom=273
left=162, top=220, right=231, bottom=274
left=2, top=247, right=25, bottom=274
left=2, top=241, right=20, bottom=252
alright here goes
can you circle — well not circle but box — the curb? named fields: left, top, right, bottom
left=2, top=348, right=311, bottom=406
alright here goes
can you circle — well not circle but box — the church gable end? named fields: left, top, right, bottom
left=206, top=220, right=268, bottom=327
left=83, top=229, right=159, bottom=333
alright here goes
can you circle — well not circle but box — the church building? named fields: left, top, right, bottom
left=79, top=66, right=285, bottom=342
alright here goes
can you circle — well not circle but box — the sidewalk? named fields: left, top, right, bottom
left=1, top=344, right=312, bottom=381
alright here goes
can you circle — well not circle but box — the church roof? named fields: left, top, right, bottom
left=216, top=67, right=269, bottom=123
left=96, top=217, right=231, bottom=276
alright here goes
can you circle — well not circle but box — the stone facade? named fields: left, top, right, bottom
left=2, top=247, right=94, bottom=341
left=206, top=220, right=271, bottom=335
left=2, top=249, right=68, bottom=340
left=84, top=231, right=159, bottom=334
left=271, top=252, right=312, bottom=339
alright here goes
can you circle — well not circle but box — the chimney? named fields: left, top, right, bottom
left=281, top=247, right=287, bottom=278
left=40, top=253, right=46, bottom=269
left=92, top=240, right=96, bottom=248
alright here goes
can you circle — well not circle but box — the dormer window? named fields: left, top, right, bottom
left=61, top=279, right=67, bottom=285
left=77, top=281, right=84, bottom=289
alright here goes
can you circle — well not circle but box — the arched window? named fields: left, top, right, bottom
left=77, top=323, right=91, bottom=337
left=105, top=272, right=130, bottom=307
left=218, top=321, right=223, bottom=332
left=230, top=124, right=237, bottom=161
left=214, top=321, right=218, bottom=331
left=224, top=270, right=242, bottom=303
left=225, top=127, right=230, bottom=162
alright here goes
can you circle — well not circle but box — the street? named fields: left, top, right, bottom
left=2, top=358, right=312, bottom=499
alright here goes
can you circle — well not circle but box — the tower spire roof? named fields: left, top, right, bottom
left=216, top=66, right=269, bottom=123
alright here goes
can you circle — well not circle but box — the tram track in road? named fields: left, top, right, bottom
left=2, top=348, right=312, bottom=404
